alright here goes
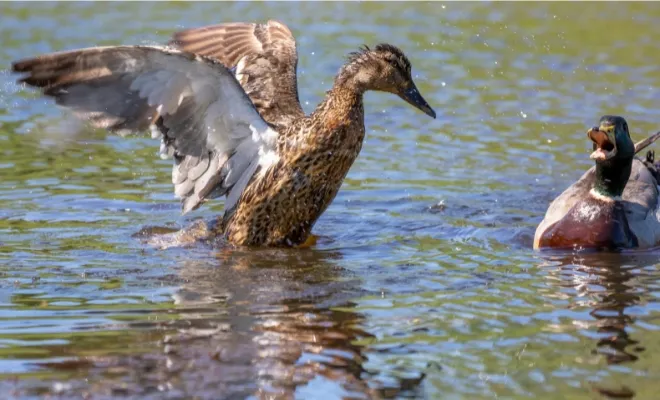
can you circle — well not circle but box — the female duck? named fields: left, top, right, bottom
left=12, top=20, right=435, bottom=247
left=534, top=115, right=660, bottom=250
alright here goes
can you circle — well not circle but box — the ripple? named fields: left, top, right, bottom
left=2, top=1, right=660, bottom=399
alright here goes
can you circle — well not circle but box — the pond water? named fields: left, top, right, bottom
left=2, top=2, right=660, bottom=399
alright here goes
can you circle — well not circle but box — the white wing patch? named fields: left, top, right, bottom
left=235, top=56, right=248, bottom=85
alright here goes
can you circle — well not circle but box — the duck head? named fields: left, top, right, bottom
left=587, top=115, right=634, bottom=163
left=587, top=115, right=636, bottom=198
left=341, top=44, right=436, bottom=118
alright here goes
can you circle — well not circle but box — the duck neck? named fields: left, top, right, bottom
left=327, top=83, right=364, bottom=113
left=334, top=57, right=373, bottom=95
left=593, top=156, right=633, bottom=198
left=315, top=67, right=366, bottom=128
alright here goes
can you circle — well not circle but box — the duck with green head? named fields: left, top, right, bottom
left=534, top=115, right=660, bottom=250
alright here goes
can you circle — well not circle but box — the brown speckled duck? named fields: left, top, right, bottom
left=11, top=20, right=435, bottom=247
left=534, top=115, right=660, bottom=251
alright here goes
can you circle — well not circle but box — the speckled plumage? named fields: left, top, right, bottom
left=221, top=84, right=367, bottom=246
left=11, top=20, right=435, bottom=247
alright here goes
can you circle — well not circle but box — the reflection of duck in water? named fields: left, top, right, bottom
left=12, top=20, right=435, bottom=248
left=548, top=254, right=644, bottom=363
left=164, top=248, right=425, bottom=398
left=542, top=252, right=655, bottom=398
left=535, top=116, right=660, bottom=250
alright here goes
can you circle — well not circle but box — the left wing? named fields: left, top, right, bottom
left=12, top=45, right=280, bottom=214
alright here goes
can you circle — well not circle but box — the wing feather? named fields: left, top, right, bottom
left=12, top=45, right=280, bottom=215
left=170, top=20, right=304, bottom=128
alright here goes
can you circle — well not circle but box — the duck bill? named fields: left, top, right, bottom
left=400, top=85, right=436, bottom=119
left=588, top=124, right=617, bottom=161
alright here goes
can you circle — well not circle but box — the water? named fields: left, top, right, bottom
left=1, top=2, right=660, bottom=399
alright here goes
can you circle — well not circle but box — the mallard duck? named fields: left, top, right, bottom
left=11, top=20, right=435, bottom=247
left=534, top=115, right=660, bottom=250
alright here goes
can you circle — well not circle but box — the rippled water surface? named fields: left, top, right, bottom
left=2, top=2, right=660, bottom=399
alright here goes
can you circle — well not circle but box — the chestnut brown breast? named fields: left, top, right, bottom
left=537, top=196, right=638, bottom=250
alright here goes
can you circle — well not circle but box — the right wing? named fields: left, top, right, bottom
left=170, top=20, right=304, bottom=128
left=622, top=159, right=660, bottom=248
left=12, top=45, right=280, bottom=214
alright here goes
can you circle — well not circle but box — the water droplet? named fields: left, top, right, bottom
left=52, top=382, right=71, bottom=393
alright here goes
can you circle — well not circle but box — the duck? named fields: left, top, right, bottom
left=534, top=115, right=660, bottom=251
left=11, top=20, right=436, bottom=247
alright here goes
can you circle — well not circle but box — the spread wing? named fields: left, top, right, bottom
left=12, top=46, right=280, bottom=214
left=170, top=20, right=304, bottom=128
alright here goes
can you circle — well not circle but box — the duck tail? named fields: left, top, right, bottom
left=643, top=149, right=660, bottom=182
